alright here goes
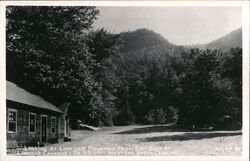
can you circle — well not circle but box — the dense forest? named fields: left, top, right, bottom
left=6, top=6, right=242, bottom=130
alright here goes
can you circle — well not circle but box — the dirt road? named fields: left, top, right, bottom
left=13, top=124, right=242, bottom=156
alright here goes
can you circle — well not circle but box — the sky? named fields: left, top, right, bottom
left=93, top=7, right=242, bottom=46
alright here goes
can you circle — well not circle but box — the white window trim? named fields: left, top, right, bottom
left=8, top=109, right=17, bottom=133
left=51, top=117, right=56, bottom=134
left=29, top=112, right=36, bottom=133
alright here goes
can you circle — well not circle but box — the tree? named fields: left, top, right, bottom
left=6, top=6, right=105, bottom=125
left=86, top=29, right=122, bottom=126
left=177, top=48, right=241, bottom=129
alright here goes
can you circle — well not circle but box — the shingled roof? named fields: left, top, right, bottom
left=6, top=81, right=63, bottom=113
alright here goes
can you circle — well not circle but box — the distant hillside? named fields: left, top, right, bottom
left=187, top=28, right=242, bottom=50
left=119, top=29, right=172, bottom=52
left=119, top=28, right=187, bottom=57
left=206, top=28, right=242, bottom=50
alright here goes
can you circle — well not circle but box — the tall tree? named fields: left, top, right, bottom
left=177, top=48, right=241, bottom=128
left=6, top=6, right=104, bottom=125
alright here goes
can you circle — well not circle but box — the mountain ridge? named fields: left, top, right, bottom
left=185, top=28, right=242, bottom=50
left=119, top=28, right=174, bottom=52
left=118, top=28, right=187, bottom=58
left=206, top=28, right=242, bottom=50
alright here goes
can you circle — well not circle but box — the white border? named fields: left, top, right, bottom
left=0, top=1, right=249, bottom=161
left=241, top=2, right=249, bottom=159
left=0, top=0, right=248, bottom=6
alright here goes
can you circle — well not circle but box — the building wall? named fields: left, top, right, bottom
left=6, top=103, right=65, bottom=147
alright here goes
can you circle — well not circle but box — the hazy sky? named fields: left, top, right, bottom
left=93, top=7, right=242, bottom=45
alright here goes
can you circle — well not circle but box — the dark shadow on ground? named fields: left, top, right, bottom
left=138, top=132, right=242, bottom=142
left=113, top=124, right=209, bottom=134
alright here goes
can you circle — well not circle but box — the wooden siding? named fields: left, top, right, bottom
left=58, top=114, right=66, bottom=139
left=6, top=101, right=65, bottom=147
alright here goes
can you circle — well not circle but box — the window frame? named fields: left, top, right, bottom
left=8, top=109, right=17, bottom=133
left=29, top=112, right=36, bottom=133
left=51, top=117, right=56, bottom=134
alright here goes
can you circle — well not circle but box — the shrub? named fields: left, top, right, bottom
left=144, top=110, right=154, bottom=125
left=154, top=108, right=167, bottom=124
left=165, top=106, right=178, bottom=123
left=114, top=107, right=136, bottom=125
left=214, top=115, right=242, bottom=130
left=144, top=107, right=178, bottom=125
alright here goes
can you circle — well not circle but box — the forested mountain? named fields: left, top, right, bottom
left=92, top=28, right=241, bottom=128
left=119, top=29, right=187, bottom=57
left=206, top=28, right=242, bottom=50
left=120, top=29, right=173, bottom=52
left=6, top=6, right=242, bottom=130
left=187, top=28, right=242, bottom=50
left=125, top=28, right=242, bottom=53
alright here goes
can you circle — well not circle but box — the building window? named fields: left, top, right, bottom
left=29, top=113, right=36, bottom=132
left=8, top=110, right=17, bottom=133
left=51, top=117, right=56, bottom=133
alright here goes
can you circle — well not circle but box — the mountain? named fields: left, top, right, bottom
left=120, top=29, right=173, bottom=52
left=206, top=28, right=242, bottom=50
left=119, top=28, right=187, bottom=57
left=187, top=28, right=242, bottom=50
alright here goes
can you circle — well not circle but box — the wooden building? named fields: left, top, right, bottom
left=6, top=81, right=71, bottom=148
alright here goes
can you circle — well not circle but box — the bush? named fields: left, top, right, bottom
left=114, top=107, right=136, bottom=125
left=144, top=110, right=154, bottom=125
left=214, top=115, right=242, bottom=130
left=154, top=108, right=167, bottom=124
left=100, top=108, right=117, bottom=126
left=144, top=107, right=178, bottom=125
left=165, top=106, right=178, bottom=123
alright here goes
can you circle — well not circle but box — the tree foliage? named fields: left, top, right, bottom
left=6, top=6, right=105, bottom=126
left=177, top=48, right=242, bottom=129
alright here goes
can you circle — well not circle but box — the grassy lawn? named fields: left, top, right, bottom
left=11, top=124, right=242, bottom=156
